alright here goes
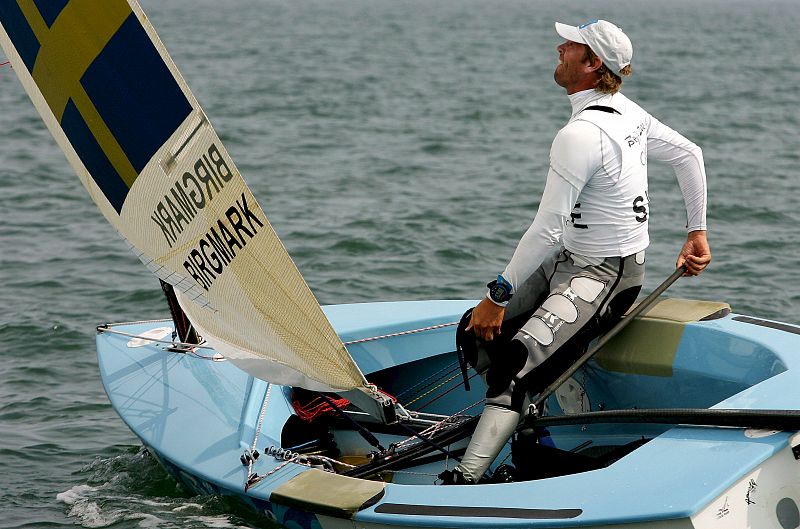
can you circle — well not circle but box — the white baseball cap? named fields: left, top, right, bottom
left=555, top=19, right=633, bottom=74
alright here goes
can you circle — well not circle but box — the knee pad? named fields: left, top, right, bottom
left=485, top=338, right=528, bottom=405
left=600, top=285, right=642, bottom=331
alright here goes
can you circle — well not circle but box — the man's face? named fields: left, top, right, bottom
left=554, top=40, right=593, bottom=93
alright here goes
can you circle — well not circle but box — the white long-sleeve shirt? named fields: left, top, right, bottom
left=500, top=89, right=707, bottom=294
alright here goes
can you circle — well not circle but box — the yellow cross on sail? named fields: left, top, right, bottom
left=21, top=0, right=138, bottom=189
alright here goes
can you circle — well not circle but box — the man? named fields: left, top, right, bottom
left=442, top=19, right=711, bottom=485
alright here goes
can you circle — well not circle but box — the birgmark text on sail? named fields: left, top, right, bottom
left=150, top=142, right=265, bottom=291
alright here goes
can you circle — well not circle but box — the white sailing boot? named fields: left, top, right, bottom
left=448, top=405, right=520, bottom=484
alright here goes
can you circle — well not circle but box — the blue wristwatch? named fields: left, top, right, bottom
left=487, top=275, right=513, bottom=304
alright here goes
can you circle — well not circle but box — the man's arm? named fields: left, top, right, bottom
left=469, top=122, right=600, bottom=341
left=647, top=116, right=711, bottom=275
left=467, top=201, right=568, bottom=342
left=467, top=176, right=575, bottom=342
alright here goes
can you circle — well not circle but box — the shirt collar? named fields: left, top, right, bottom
left=568, top=89, right=614, bottom=118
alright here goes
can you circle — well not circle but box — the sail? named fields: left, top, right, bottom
left=0, top=0, right=366, bottom=393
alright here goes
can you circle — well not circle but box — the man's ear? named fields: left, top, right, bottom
left=586, top=55, right=603, bottom=72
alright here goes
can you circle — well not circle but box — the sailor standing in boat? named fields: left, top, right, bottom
left=443, top=20, right=712, bottom=484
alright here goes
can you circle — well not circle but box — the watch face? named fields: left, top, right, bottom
left=490, top=284, right=509, bottom=303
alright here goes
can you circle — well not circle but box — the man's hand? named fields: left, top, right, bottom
left=466, top=297, right=506, bottom=341
left=677, top=230, right=712, bottom=276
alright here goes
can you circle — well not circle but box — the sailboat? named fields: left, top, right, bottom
left=3, top=2, right=800, bottom=528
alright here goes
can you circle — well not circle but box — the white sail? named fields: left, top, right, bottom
left=0, top=0, right=369, bottom=394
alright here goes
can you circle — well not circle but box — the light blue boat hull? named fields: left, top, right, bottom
left=97, top=300, right=800, bottom=528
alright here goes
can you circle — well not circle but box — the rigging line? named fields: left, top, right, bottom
left=183, top=349, right=220, bottom=361
left=405, top=372, right=463, bottom=406
left=244, top=384, right=272, bottom=490
left=416, top=371, right=483, bottom=412
left=102, top=318, right=460, bottom=360
left=396, top=361, right=462, bottom=400
left=396, top=421, right=462, bottom=463
left=392, top=401, right=485, bottom=451
left=395, top=359, right=460, bottom=398
left=347, top=415, right=479, bottom=479
left=97, top=325, right=216, bottom=351
left=405, top=368, right=480, bottom=407
left=98, top=326, right=219, bottom=360
left=318, top=393, right=386, bottom=452
left=252, top=384, right=272, bottom=453
left=381, top=469, right=440, bottom=478
left=343, top=321, right=458, bottom=345
left=254, top=452, right=357, bottom=488
left=100, top=318, right=174, bottom=326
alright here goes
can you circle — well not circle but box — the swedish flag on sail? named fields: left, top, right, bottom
left=0, top=0, right=191, bottom=213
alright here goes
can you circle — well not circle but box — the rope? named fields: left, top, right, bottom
left=243, top=384, right=272, bottom=491
left=99, top=320, right=461, bottom=361
left=98, top=325, right=222, bottom=361
left=405, top=368, right=478, bottom=407
left=395, top=360, right=460, bottom=399
left=97, top=325, right=216, bottom=351
left=292, top=394, right=351, bottom=422
left=99, top=318, right=174, bottom=327
left=416, top=371, right=483, bottom=411
left=381, top=469, right=440, bottom=478
left=252, top=385, right=271, bottom=453
left=247, top=451, right=358, bottom=490
left=343, top=321, right=457, bottom=345
left=391, top=400, right=484, bottom=452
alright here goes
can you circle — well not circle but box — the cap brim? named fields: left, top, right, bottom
left=555, top=22, right=586, bottom=44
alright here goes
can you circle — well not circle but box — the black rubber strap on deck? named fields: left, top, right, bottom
left=375, top=503, right=582, bottom=520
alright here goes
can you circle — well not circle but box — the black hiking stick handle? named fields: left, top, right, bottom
left=532, top=408, right=800, bottom=431
left=530, top=265, right=685, bottom=413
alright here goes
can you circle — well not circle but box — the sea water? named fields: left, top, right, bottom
left=0, top=0, right=798, bottom=526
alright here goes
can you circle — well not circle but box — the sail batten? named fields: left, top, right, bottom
left=0, top=0, right=369, bottom=395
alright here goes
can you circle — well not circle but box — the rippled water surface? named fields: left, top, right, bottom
left=0, top=0, right=798, bottom=527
